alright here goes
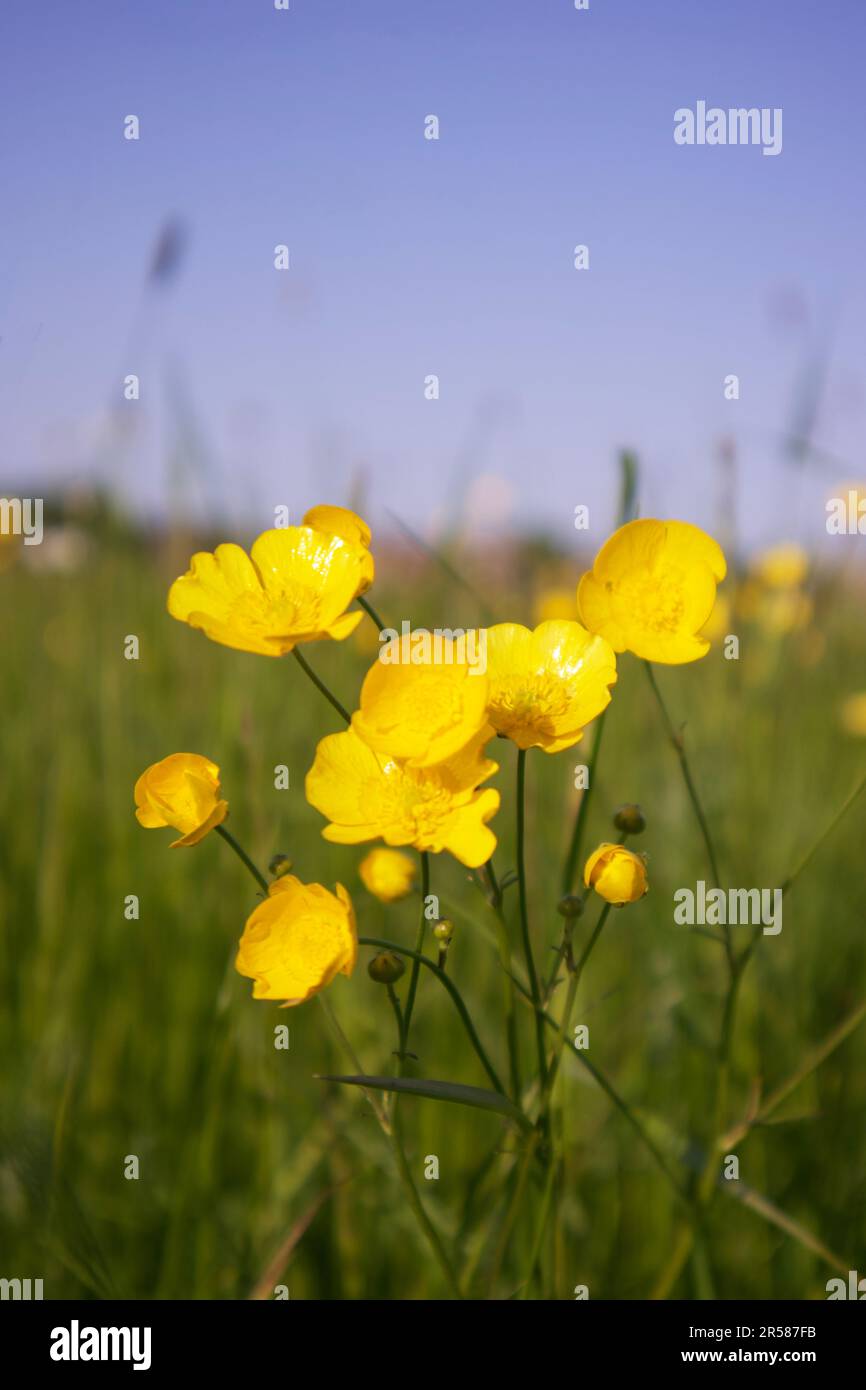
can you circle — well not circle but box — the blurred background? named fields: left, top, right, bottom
left=1, top=0, right=865, bottom=1299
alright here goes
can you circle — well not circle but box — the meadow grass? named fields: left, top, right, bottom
left=1, top=530, right=864, bottom=1299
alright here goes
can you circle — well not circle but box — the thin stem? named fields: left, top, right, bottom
left=541, top=903, right=611, bottom=1107
left=388, top=1102, right=464, bottom=1298
left=291, top=646, right=351, bottom=724
left=780, top=766, right=866, bottom=896
left=317, top=995, right=390, bottom=1132
left=357, top=593, right=387, bottom=632
left=399, top=852, right=430, bottom=1058
left=214, top=824, right=269, bottom=893
left=561, top=708, right=608, bottom=894
left=359, top=936, right=508, bottom=1097
left=481, top=857, right=522, bottom=1101
left=516, top=749, right=547, bottom=1087
left=643, top=660, right=735, bottom=976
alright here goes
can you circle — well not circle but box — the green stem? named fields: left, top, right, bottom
left=214, top=824, right=268, bottom=893
left=388, top=1099, right=464, bottom=1298
left=399, top=852, right=430, bottom=1059
left=643, top=660, right=735, bottom=975
left=357, top=594, right=387, bottom=632
left=359, top=936, right=508, bottom=1097
left=516, top=749, right=547, bottom=1087
left=561, top=708, right=608, bottom=894
left=291, top=646, right=351, bottom=724
left=541, top=903, right=611, bottom=1109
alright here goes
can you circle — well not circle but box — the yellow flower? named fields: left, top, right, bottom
left=306, top=727, right=500, bottom=868
left=484, top=621, right=617, bottom=753
left=359, top=847, right=417, bottom=902
left=533, top=586, right=576, bottom=624
left=351, top=635, right=491, bottom=768
left=167, top=525, right=366, bottom=656
left=303, top=504, right=374, bottom=592
left=134, top=753, right=228, bottom=847
left=578, top=519, right=727, bottom=664
left=235, top=875, right=357, bottom=1007
left=753, top=542, right=808, bottom=590
left=584, top=843, right=648, bottom=904
left=840, top=692, right=866, bottom=738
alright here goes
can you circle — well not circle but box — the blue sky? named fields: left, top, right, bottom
left=2, top=0, right=864, bottom=549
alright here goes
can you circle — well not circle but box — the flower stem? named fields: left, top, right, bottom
left=643, top=659, right=735, bottom=975
left=561, top=707, right=608, bottom=894
left=516, top=749, right=548, bottom=1087
left=214, top=824, right=269, bottom=893
left=356, top=594, right=387, bottom=632
left=399, top=851, right=430, bottom=1060
left=291, top=646, right=351, bottom=724
left=359, top=935, right=508, bottom=1097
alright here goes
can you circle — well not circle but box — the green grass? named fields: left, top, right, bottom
left=1, top=532, right=865, bottom=1300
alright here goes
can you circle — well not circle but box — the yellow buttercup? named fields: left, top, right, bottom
left=359, top=847, right=417, bottom=903
left=578, top=518, right=726, bottom=664
left=236, top=875, right=358, bottom=1006
left=351, top=634, right=491, bottom=768
left=167, top=520, right=370, bottom=656
left=134, top=753, right=228, bottom=847
left=305, top=726, right=500, bottom=868
left=584, top=843, right=648, bottom=905
left=484, top=620, right=617, bottom=753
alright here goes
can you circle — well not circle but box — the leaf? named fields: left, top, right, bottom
left=316, top=1074, right=530, bottom=1128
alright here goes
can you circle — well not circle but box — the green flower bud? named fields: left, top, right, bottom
left=367, top=951, right=406, bottom=985
left=613, top=803, right=646, bottom=835
left=432, top=919, right=454, bottom=944
left=268, top=853, right=294, bottom=878
left=557, top=893, right=584, bottom=919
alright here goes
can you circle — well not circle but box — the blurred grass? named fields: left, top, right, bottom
left=1, top=527, right=865, bottom=1300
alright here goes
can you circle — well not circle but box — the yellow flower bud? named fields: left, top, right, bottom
left=584, top=843, right=648, bottom=905
left=359, top=848, right=417, bottom=903
left=134, top=753, right=228, bottom=847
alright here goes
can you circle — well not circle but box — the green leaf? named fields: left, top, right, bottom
left=316, top=1074, right=530, bottom=1128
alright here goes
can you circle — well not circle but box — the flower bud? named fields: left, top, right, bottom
left=367, top=951, right=406, bottom=985
left=268, top=853, right=294, bottom=879
left=613, top=803, right=646, bottom=835
left=432, top=919, right=454, bottom=944
left=557, top=894, right=585, bottom=919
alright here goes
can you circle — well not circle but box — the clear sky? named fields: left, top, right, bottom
left=2, top=0, right=864, bottom=549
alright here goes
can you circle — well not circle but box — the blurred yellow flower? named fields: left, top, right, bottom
left=167, top=524, right=367, bottom=656
left=484, top=620, right=617, bottom=753
left=578, top=519, right=727, bottom=664
left=584, top=843, right=648, bottom=904
left=533, top=586, right=576, bottom=624
left=351, top=635, right=491, bottom=768
left=303, top=504, right=374, bottom=592
left=359, top=847, right=417, bottom=902
left=840, top=692, right=866, bottom=738
left=753, top=542, right=808, bottom=590
left=306, top=727, right=500, bottom=868
left=757, top=589, right=813, bottom=635
left=134, top=753, right=228, bottom=847
left=235, top=875, right=357, bottom=1007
